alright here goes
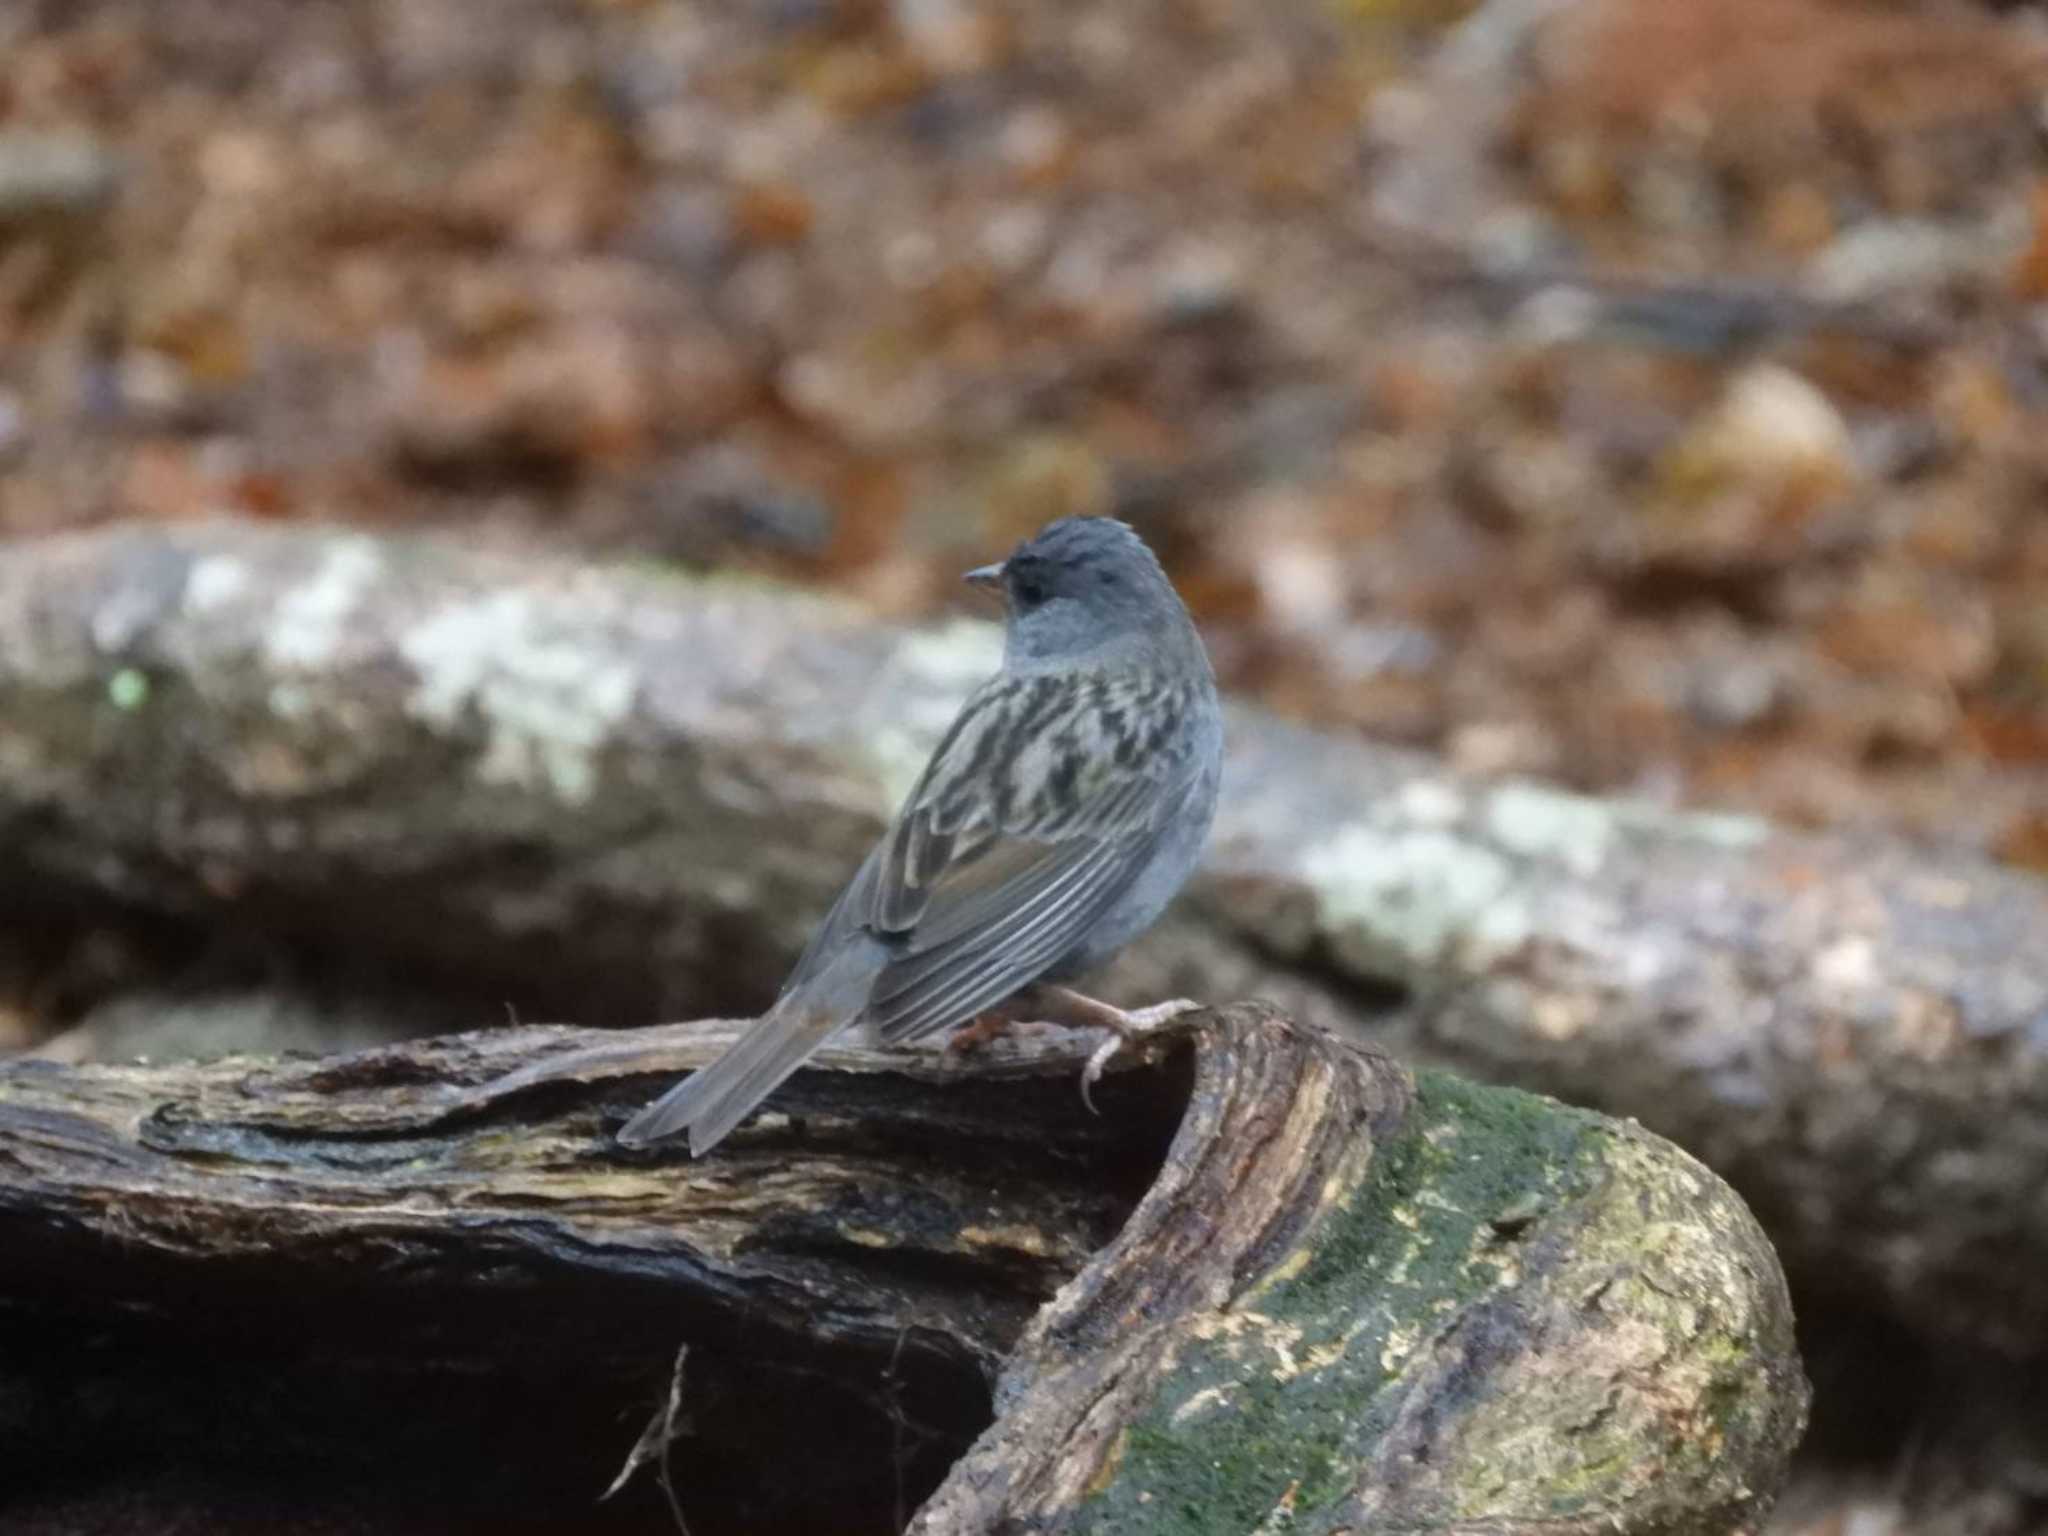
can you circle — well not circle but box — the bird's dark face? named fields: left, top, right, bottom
left=966, top=517, right=1188, bottom=667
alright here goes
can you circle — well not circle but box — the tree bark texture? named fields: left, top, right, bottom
left=0, top=1003, right=1804, bottom=1534
left=0, top=521, right=2037, bottom=1356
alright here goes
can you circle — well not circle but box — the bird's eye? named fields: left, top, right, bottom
left=1011, top=576, right=1047, bottom=608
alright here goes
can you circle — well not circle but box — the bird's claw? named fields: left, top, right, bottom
left=1079, top=1032, right=1120, bottom=1115
left=1076, top=998, right=1200, bottom=1115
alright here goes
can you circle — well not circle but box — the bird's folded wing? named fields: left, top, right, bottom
left=859, top=670, right=1197, bottom=1044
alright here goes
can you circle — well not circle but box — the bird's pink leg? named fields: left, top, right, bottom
left=944, top=1003, right=1032, bottom=1054
left=1011, top=984, right=1202, bottom=1112
left=944, top=987, right=1201, bottom=1108
left=1020, top=984, right=1198, bottom=1037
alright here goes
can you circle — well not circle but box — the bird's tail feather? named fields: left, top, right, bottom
left=615, top=937, right=880, bottom=1155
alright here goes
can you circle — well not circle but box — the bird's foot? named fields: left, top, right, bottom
left=1019, top=986, right=1202, bottom=1114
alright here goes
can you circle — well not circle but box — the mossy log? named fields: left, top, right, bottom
left=0, top=1002, right=1803, bottom=1535
left=0, top=522, right=2041, bottom=1357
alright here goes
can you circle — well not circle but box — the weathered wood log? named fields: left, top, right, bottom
left=0, top=522, right=2040, bottom=1357
left=0, top=1003, right=1804, bottom=1535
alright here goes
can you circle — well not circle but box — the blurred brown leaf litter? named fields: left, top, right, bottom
left=5, top=0, right=2048, bottom=829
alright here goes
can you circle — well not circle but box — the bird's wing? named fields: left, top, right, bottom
left=858, top=667, right=1201, bottom=1044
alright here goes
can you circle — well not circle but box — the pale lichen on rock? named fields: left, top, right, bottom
left=398, top=587, right=639, bottom=805
left=1302, top=822, right=1528, bottom=972
left=263, top=538, right=384, bottom=672
left=181, top=554, right=254, bottom=618
left=863, top=616, right=1003, bottom=807
left=1482, top=780, right=1621, bottom=876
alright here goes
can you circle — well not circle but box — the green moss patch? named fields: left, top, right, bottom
left=1087, top=1071, right=1606, bottom=1535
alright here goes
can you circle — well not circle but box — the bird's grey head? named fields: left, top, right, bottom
left=966, top=517, right=1197, bottom=670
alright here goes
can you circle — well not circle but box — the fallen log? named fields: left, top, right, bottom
left=0, top=1003, right=1805, bottom=1535
left=0, top=522, right=2041, bottom=1355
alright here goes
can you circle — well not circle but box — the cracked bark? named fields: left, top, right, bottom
left=0, top=1003, right=1804, bottom=1534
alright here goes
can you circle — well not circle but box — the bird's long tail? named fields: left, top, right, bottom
left=615, top=935, right=883, bottom=1155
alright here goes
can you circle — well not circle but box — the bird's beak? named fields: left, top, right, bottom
left=963, top=561, right=1005, bottom=591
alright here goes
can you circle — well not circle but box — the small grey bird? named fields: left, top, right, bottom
left=617, top=516, right=1223, bottom=1155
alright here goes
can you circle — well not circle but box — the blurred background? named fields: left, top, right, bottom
left=5, top=0, right=2048, bottom=1530
left=7, top=0, right=2048, bottom=853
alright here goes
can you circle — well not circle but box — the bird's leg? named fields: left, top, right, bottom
left=1014, top=984, right=1202, bottom=1113
left=944, top=1001, right=1032, bottom=1054
left=947, top=986, right=1190, bottom=1054
left=1021, top=984, right=1197, bottom=1037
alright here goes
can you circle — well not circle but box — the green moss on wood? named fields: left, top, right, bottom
left=1432, top=1126, right=1803, bottom=1534
left=1084, top=1070, right=1801, bottom=1535
left=1092, top=1072, right=1605, bottom=1534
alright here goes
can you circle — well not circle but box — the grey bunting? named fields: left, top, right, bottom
left=617, top=515, right=1224, bottom=1156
